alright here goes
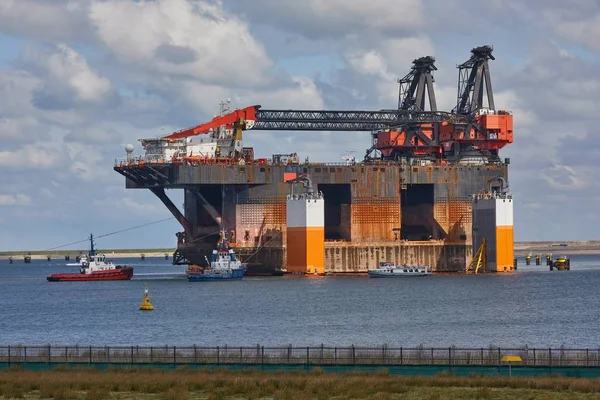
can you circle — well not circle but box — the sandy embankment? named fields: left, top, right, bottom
left=0, top=251, right=172, bottom=261
left=2, top=240, right=600, bottom=261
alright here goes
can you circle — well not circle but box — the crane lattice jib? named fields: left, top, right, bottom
left=162, top=106, right=471, bottom=139
left=253, top=109, right=465, bottom=131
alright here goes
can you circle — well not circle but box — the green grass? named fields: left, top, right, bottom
left=2, top=367, right=600, bottom=399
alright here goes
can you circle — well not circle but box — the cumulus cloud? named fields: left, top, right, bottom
left=227, top=0, right=425, bottom=39
left=19, top=43, right=114, bottom=109
left=0, top=142, right=65, bottom=171
left=0, top=194, right=32, bottom=206
left=89, top=0, right=273, bottom=87
left=0, top=0, right=91, bottom=41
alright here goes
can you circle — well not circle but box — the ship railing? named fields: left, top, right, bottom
left=0, top=345, right=598, bottom=367
left=114, top=157, right=506, bottom=168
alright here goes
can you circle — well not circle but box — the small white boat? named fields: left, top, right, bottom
left=368, top=262, right=431, bottom=278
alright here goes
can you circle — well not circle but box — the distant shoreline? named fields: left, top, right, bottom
left=1, top=240, right=600, bottom=260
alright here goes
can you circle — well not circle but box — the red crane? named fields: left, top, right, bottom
left=159, top=45, right=512, bottom=163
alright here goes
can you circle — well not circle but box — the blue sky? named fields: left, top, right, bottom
left=1, top=0, right=600, bottom=251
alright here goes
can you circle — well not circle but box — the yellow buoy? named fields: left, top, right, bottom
left=139, top=282, right=154, bottom=311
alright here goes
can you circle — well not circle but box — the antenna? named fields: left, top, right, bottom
left=220, top=185, right=226, bottom=246
left=89, top=233, right=96, bottom=257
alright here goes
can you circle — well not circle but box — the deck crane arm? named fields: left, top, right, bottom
left=164, top=105, right=259, bottom=140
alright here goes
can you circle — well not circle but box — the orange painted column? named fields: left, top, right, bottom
left=286, top=192, right=325, bottom=275
left=495, top=197, right=514, bottom=272
left=472, top=193, right=514, bottom=272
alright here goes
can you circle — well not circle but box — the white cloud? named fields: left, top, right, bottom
left=0, top=142, right=65, bottom=171
left=542, top=5, right=600, bottom=52
left=0, top=194, right=32, bottom=206
left=540, top=164, right=591, bottom=191
left=89, top=0, right=273, bottom=87
left=20, top=43, right=113, bottom=106
left=93, top=196, right=172, bottom=216
left=227, top=0, right=424, bottom=39
left=237, top=77, right=325, bottom=109
left=0, top=0, right=90, bottom=41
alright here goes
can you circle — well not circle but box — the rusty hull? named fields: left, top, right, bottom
left=116, top=162, right=508, bottom=273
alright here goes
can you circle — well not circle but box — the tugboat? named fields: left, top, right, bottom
left=47, top=234, right=133, bottom=282
left=368, top=262, right=431, bottom=278
left=186, top=229, right=246, bottom=281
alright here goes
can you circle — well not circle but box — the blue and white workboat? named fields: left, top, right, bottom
left=368, top=262, right=431, bottom=278
left=186, top=231, right=246, bottom=281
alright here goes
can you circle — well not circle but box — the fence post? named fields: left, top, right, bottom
left=382, top=345, right=386, bottom=365
left=352, top=345, right=356, bottom=365
left=587, top=349, right=589, bottom=367
left=217, top=346, right=220, bottom=365
left=89, top=346, right=92, bottom=364
left=65, top=346, right=68, bottom=363
left=306, top=346, right=309, bottom=369
left=107, top=346, right=110, bottom=363
left=449, top=347, right=452, bottom=368
left=48, top=345, right=51, bottom=364
left=24, top=346, right=27, bottom=363
left=261, top=346, right=264, bottom=368
left=7, top=346, right=10, bottom=365
left=131, top=346, right=134, bottom=365
left=174, top=346, right=177, bottom=364
left=497, top=348, right=501, bottom=367
left=431, top=348, right=434, bottom=365
left=481, top=348, right=483, bottom=366
left=334, top=347, right=337, bottom=365
left=400, top=347, right=403, bottom=365
left=150, top=347, right=153, bottom=363
left=549, top=348, right=552, bottom=372
left=533, top=348, right=536, bottom=366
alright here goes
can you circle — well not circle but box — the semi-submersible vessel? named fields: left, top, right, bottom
left=115, top=45, right=513, bottom=275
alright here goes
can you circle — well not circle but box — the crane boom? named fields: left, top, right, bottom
left=161, top=107, right=467, bottom=139
left=164, top=105, right=258, bottom=139
left=253, top=109, right=463, bottom=131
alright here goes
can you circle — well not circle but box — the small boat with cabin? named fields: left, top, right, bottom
left=47, top=234, right=134, bottom=282
left=368, top=262, right=431, bottom=278
left=186, top=229, right=246, bottom=281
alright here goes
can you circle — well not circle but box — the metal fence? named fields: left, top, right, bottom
left=1, top=345, right=600, bottom=367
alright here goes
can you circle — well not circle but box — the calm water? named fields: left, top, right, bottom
left=1, top=255, right=600, bottom=348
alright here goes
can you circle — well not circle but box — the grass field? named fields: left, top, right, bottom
left=2, top=367, right=600, bottom=399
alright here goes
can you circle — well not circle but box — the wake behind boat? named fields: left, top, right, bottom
left=47, top=234, right=133, bottom=282
left=368, top=262, right=431, bottom=278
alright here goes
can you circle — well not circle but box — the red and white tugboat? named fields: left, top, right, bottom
left=47, top=234, right=134, bottom=282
